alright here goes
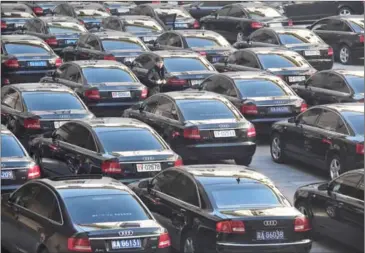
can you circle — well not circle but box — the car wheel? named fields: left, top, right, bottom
left=181, top=231, right=198, bottom=253
left=270, top=133, right=286, bottom=163
left=338, top=45, right=352, bottom=65
left=236, top=31, right=245, bottom=42
left=234, top=157, right=252, bottom=166
left=328, top=154, right=342, bottom=179
left=338, top=6, right=352, bottom=16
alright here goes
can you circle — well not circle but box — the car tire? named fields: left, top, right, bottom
left=270, top=133, right=286, bottom=163
left=338, top=44, right=352, bottom=65
left=338, top=6, right=353, bottom=16
left=327, top=154, right=342, bottom=179
left=181, top=231, right=198, bottom=253
left=234, top=157, right=252, bottom=166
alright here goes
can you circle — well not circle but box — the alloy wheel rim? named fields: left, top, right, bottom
left=340, top=47, right=349, bottom=63
left=330, top=158, right=341, bottom=179
left=184, top=237, right=195, bottom=253
left=339, top=8, right=351, bottom=16
left=271, top=137, right=281, bottom=160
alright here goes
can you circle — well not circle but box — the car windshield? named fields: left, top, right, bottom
left=346, top=113, right=364, bottom=136
left=101, top=39, right=145, bottom=51
left=234, top=79, right=289, bottom=97
left=206, top=183, right=282, bottom=209
left=22, top=92, right=85, bottom=111
left=4, top=43, right=51, bottom=55
left=258, top=53, right=310, bottom=69
left=1, top=135, right=25, bottom=158
left=154, top=8, right=191, bottom=18
left=244, top=6, right=282, bottom=19
left=76, top=9, right=110, bottom=17
left=345, top=74, right=364, bottom=93
left=164, top=57, right=210, bottom=72
left=348, top=19, right=364, bottom=33
left=177, top=99, right=237, bottom=121
left=95, top=128, right=165, bottom=152
left=278, top=30, right=324, bottom=44
left=82, top=67, right=137, bottom=84
left=186, top=36, right=230, bottom=48
left=64, top=194, right=150, bottom=224
left=48, top=23, right=87, bottom=34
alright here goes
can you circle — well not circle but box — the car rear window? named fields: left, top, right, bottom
left=348, top=19, right=364, bottom=33
left=95, top=128, right=165, bottom=153
left=244, top=6, right=282, bottom=19
left=206, top=183, right=282, bottom=209
left=4, top=43, right=51, bottom=55
left=1, top=135, right=25, bottom=158
left=257, top=54, right=310, bottom=69
left=101, top=39, right=145, bottom=51
left=177, top=99, right=237, bottom=121
left=278, top=31, right=324, bottom=45
left=48, top=24, right=87, bottom=34
left=345, top=75, right=364, bottom=93
left=64, top=194, right=150, bottom=224
left=22, top=92, right=85, bottom=111
left=234, top=79, right=288, bottom=97
left=346, top=113, right=364, bottom=136
left=164, top=57, right=210, bottom=72
left=82, top=67, right=137, bottom=84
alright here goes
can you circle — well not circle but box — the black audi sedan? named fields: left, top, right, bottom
left=21, top=16, right=87, bottom=55
left=124, top=91, right=256, bottom=165
left=234, top=27, right=334, bottom=70
left=185, top=1, right=238, bottom=21
left=200, top=3, right=293, bottom=43
left=131, top=50, right=217, bottom=91
left=292, top=70, right=364, bottom=105
left=129, top=165, right=312, bottom=253
left=1, top=175, right=172, bottom=253
left=102, top=15, right=166, bottom=44
left=200, top=71, right=307, bottom=134
left=271, top=103, right=364, bottom=179
left=1, top=125, right=41, bottom=193
left=41, top=60, right=148, bottom=116
left=62, top=30, right=149, bottom=66
left=1, top=83, right=94, bottom=147
left=294, top=169, right=364, bottom=252
left=151, top=30, right=235, bottom=63
left=29, top=117, right=182, bottom=183
left=309, top=15, right=364, bottom=65
left=1, top=35, right=63, bottom=85
left=215, top=48, right=317, bottom=86
left=1, top=3, right=36, bottom=35
left=103, top=1, right=137, bottom=16
left=23, top=1, right=60, bottom=16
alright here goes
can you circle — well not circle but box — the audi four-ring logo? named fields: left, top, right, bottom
left=118, top=230, right=134, bottom=236
left=263, top=220, right=278, bottom=226
left=219, top=124, right=229, bottom=128
left=142, top=157, right=154, bottom=161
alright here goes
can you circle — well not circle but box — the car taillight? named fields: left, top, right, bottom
left=288, top=19, right=293, bottom=26
left=247, top=124, right=256, bottom=138
left=174, top=158, right=183, bottom=166
left=358, top=98, right=364, bottom=102
left=106, top=8, right=111, bottom=13
left=158, top=233, right=171, bottom=248
left=55, top=58, right=63, bottom=67
left=193, top=20, right=200, bottom=28
left=1, top=21, right=7, bottom=29
left=241, top=104, right=258, bottom=115
left=356, top=143, right=364, bottom=155
left=78, top=19, right=85, bottom=25
left=360, top=34, right=364, bottom=43
left=277, top=75, right=284, bottom=79
left=32, top=7, right=43, bottom=15
left=198, top=51, right=206, bottom=56
left=104, top=55, right=116, bottom=60
left=4, top=58, right=19, bottom=68
left=24, top=119, right=41, bottom=129
left=167, top=78, right=187, bottom=85
left=251, top=22, right=263, bottom=29
left=328, top=47, right=333, bottom=56
left=183, top=127, right=200, bottom=139
left=3, top=78, right=10, bottom=85
left=141, top=87, right=148, bottom=99
left=84, top=89, right=100, bottom=100
left=216, top=220, right=245, bottom=234
left=27, top=165, right=41, bottom=179
left=68, top=237, right=92, bottom=252
left=102, top=160, right=122, bottom=174
left=294, top=216, right=311, bottom=232
left=300, top=103, right=308, bottom=112
left=45, top=37, right=58, bottom=46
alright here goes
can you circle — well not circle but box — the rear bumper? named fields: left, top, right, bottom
left=250, top=117, right=291, bottom=134
left=216, top=239, right=312, bottom=253
left=175, top=142, right=256, bottom=160
left=4, top=69, right=54, bottom=84
left=306, top=58, right=333, bottom=70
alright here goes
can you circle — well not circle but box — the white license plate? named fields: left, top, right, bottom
left=256, top=230, right=285, bottom=241
left=288, top=76, right=306, bottom=83
left=112, top=91, right=131, bottom=98
left=269, top=106, right=290, bottom=113
left=143, top=36, right=157, bottom=42
left=111, top=239, right=142, bottom=249
left=304, top=50, right=320, bottom=56
left=269, top=23, right=282, bottom=27
left=124, top=57, right=135, bottom=63
left=117, top=8, right=130, bottom=13
left=66, top=39, right=77, bottom=44
left=214, top=130, right=236, bottom=138
left=191, top=80, right=202, bottom=86
left=54, top=121, right=67, bottom=128
left=1, top=171, right=14, bottom=179
left=136, top=163, right=161, bottom=172
left=15, top=23, right=24, bottom=28
left=212, top=56, right=222, bottom=63
left=175, top=23, right=188, bottom=28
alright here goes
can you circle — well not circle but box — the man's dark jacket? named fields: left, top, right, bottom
left=146, top=66, right=165, bottom=88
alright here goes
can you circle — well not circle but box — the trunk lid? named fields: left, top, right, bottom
left=12, top=54, right=59, bottom=71
left=55, top=33, right=81, bottom=47
left=89, top=82, right=146, bottom=103
left=284, top=43, right=331, bottom=60
left=108, top=50, right=145, bottom=65
left=191, top=46, right=234, bottom=63
left=1, top=157, right=34, bottom=186
left=266, top=67, right=314, bottom=85
left=169, top=70, right=216, bottom=88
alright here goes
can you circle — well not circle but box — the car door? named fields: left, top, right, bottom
left=83, top=35, right=103, bottom=60
left=152, top=96, right=178, bottom=139
left=211, top=5, right=232, bottom=37
left=225, top=6, right=248, bottom=42
left=132, top=54, right=154, bottom=84
left=322, top=73, right=353, bottom=103
left=293, top=72, right=328, bottom=105
left=311, top=19, right=334, bottom=45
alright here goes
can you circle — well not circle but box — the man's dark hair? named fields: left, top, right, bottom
left=155, top=57, right=163, bottom=62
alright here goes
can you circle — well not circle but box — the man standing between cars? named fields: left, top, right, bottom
left=147, top=57, right=166, bottom=96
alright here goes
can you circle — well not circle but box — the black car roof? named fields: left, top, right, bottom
left=162, top=90, right=224, bottom=101
left=319, top=103, right=364, bottom=113
left=151, top=50, right=201, bottom=58
left=9, top=83, right=74, bottom=93
left=1, top=35, right=44, bottom=43
left=71, top=60, right=130, bottom=70
left=91, top=30, right=136, bottom=39
left=75, top=117, right=153, bottom=130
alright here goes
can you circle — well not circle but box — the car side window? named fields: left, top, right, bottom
left=14, top=96, right=23, bottom=111
left=152, top=170, right=179, bottom=193
left=312, top=19, right=330, bottom=31
left=331, top=173, right=363, bottom=200
left=251, top=31, right=278, bottom=44
left=169, top=174, right=199, bottom=206
left=237, top=52, right=260, bottom=68
left=298, top=108, right=322, bottom=126
left=316, top=110, right=340, bottom=132
left=201, top=76, right=218, bottom=91
left=24, top=20, right=36, bottom=31
left=228, top=7, right=245, bottom=18
left=327, top=20, right=347, bottom=32
left=217, top=5, right=231, bottom=16
left=155, top=97, right=178, bottom=120
left=66, top=65, right=83, bottom=83
left=12, top=183, right=40, bottom=208
left=68, top=124, right=97, bottom=151
left=167, top=34, right=182, bottom=47
left=86, top=36, right=101, bottom=51
left=305, top=73, right=327, bottom=88
left=138, top=55, right=154, bottom=69
left=55, top=122, right=77, bottom=142
left=156, top=33, right=171, bottom=45
left=220, top=77, right=237, bottom=97
left=77, top=34, right=89, bottom=47
left=325, top=73, right=350, bottom=93
left=2, top=89, right=19, bottom=109
left=336, top=117, right=349, bottom=135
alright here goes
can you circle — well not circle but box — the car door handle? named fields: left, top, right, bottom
left=338, top=202, right=344, bottom=208
left=180, top=208, right=186, bottom=214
